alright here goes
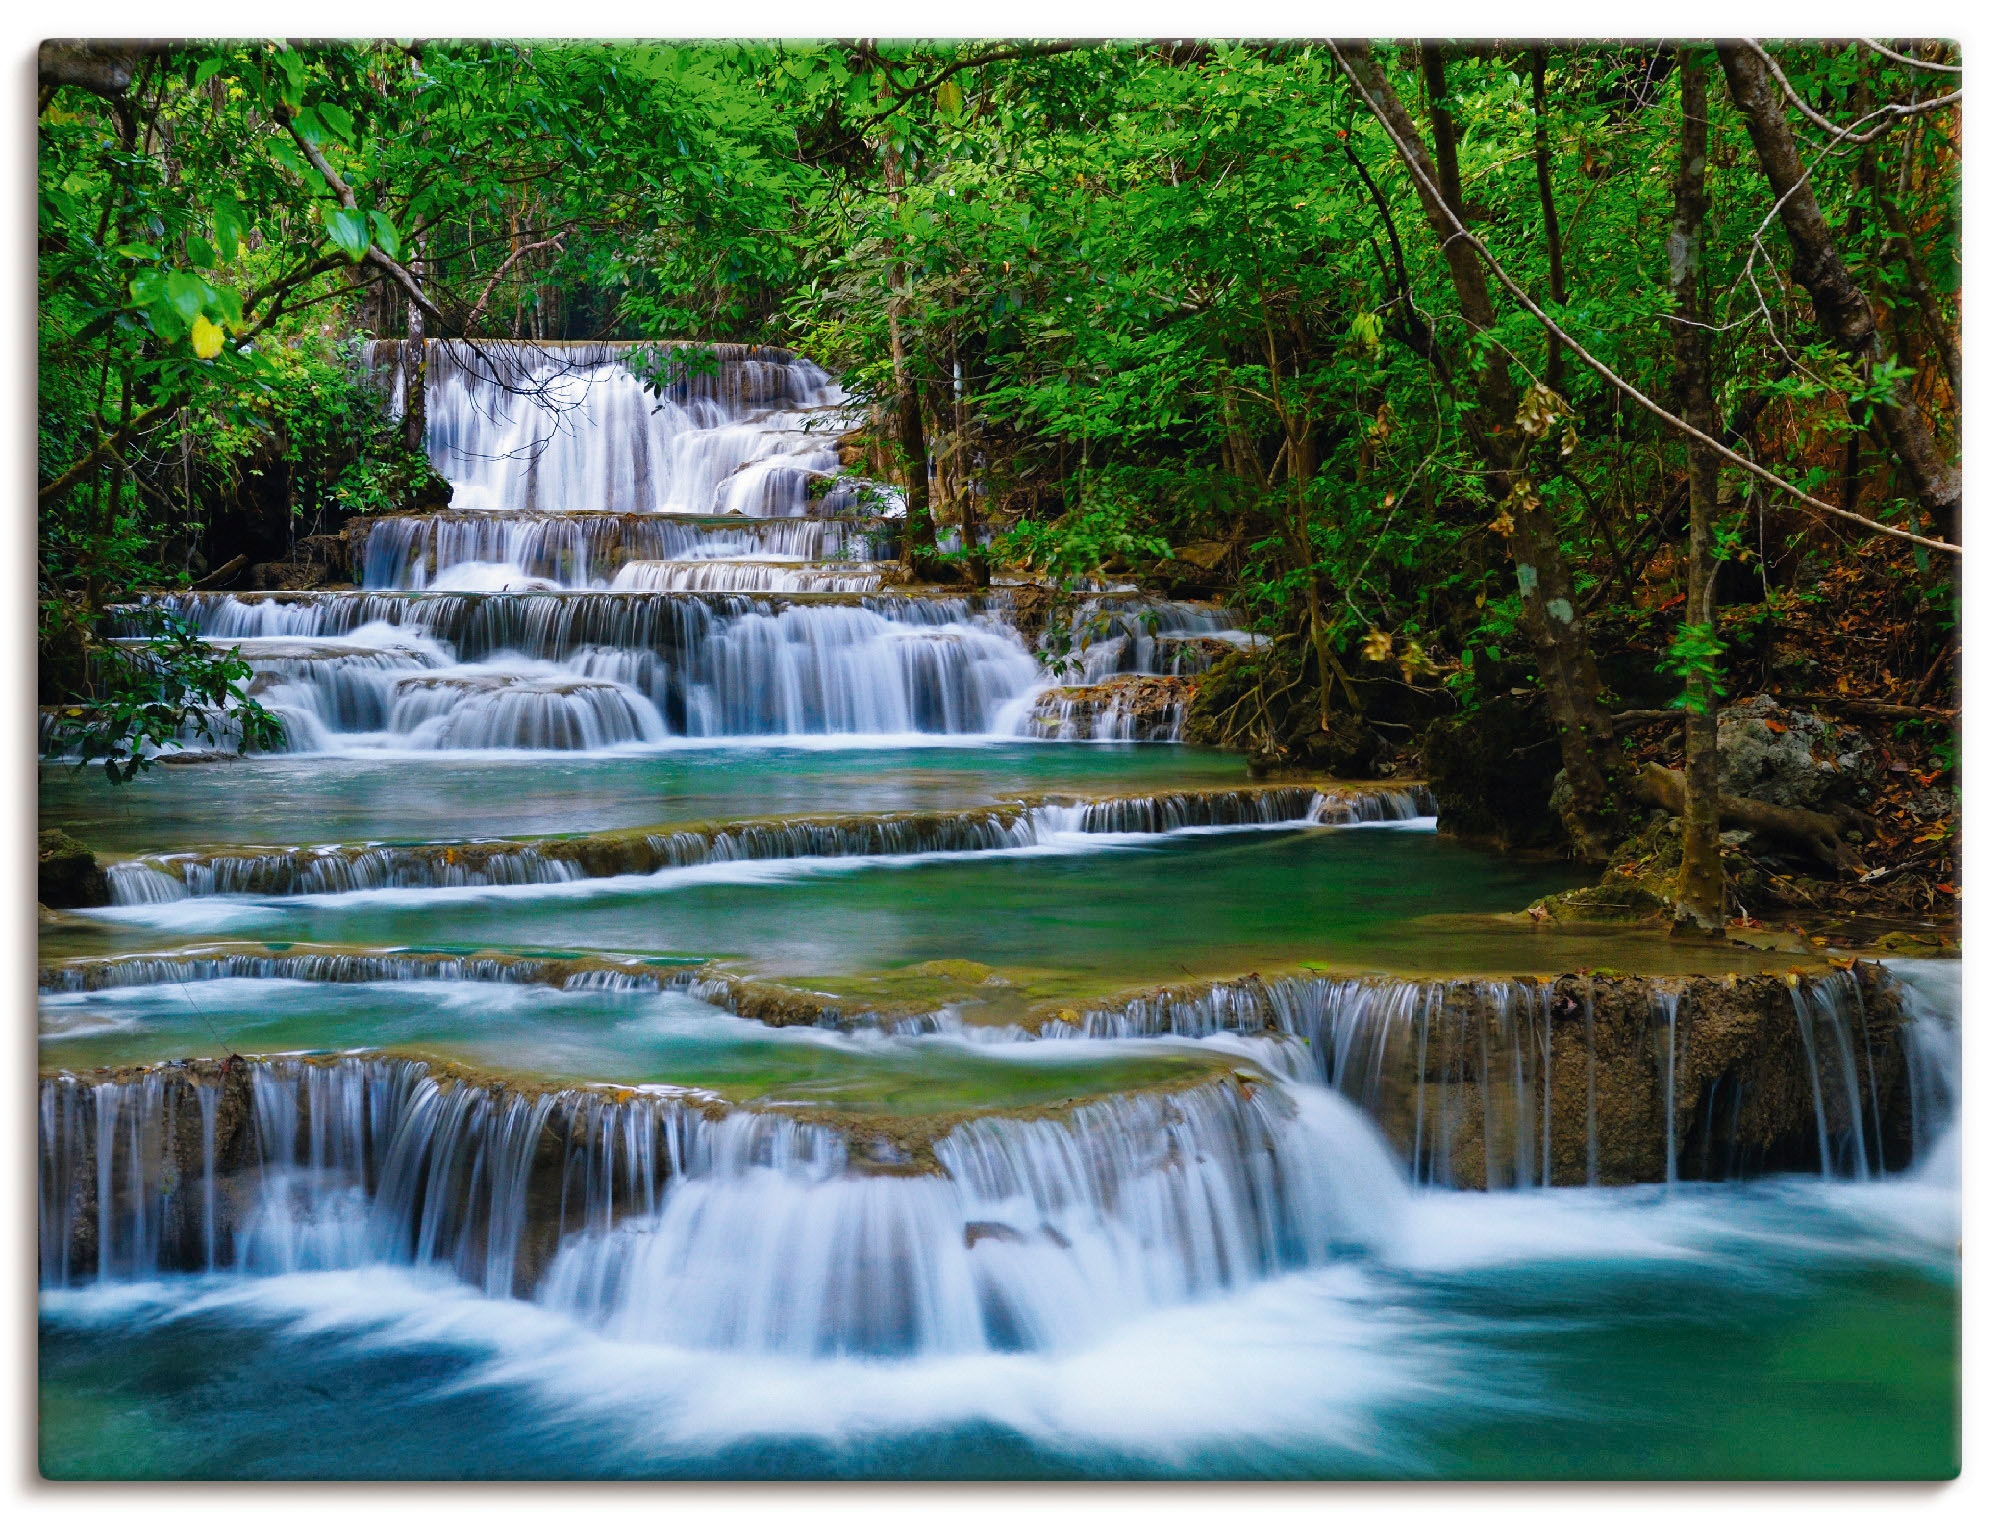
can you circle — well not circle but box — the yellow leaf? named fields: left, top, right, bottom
left=1361, top=629, right=1394, bottom=662
left=191, top=314, right=224, bottom=360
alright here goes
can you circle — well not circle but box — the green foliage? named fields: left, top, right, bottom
left=49, top=613, right=284, bottom=783
left=38, top=37, right=1960, bottom=784
left=1658, top=621, right=1730, bottom=713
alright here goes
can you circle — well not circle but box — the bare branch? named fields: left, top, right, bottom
left=1859, top=38, right=1961, bottom=74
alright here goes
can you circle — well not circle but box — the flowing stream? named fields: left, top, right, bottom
left=40, top=339, right=1959, bottom=1479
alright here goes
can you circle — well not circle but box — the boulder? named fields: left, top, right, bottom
left=38, top=829, right=109, bottom=908
left=1717, top=694, right=1877, bottom=810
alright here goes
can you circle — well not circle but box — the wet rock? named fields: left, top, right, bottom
left=1717, top=694, right=1877, bottom=809
left=1023, top=674, right=1193, bottom=742
left=38, top=829, right=109, bottom=908
left=1418, top=697, right=1565, bottom=851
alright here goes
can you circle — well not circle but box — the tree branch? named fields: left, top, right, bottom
left=1741, top=39, right=1962, bottom=146
left=277, top=106, right=450, bottom=329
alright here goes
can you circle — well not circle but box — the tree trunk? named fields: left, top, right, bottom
left=1669, top=49, right=1726, bottom=937
left=1717, top=42, right=1961, bottom=543
left=875, top=111, right=938, bottom=569
left=401, top=296, right=427, bottom=456
left=1529, top=47, right=1569, bottom=387
left=887, top=292, right=937, bottom=565
left=1337, top=42, right=1627, bottom=860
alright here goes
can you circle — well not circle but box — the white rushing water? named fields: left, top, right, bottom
left=80, top=339, right=1257, bottom=756
left=382, top=340, right=854, bottom=517
left=36, top=940, right=1958, bottom=1476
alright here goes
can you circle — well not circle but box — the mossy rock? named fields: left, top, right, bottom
left=1528, top=881, right=1670, bottom=926
left=38, top=829, right=109, bottom=909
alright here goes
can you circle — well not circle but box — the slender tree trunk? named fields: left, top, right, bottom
left=951, top=340, right=988, bottom=585
left=876, top=119, right=938, bottom=567
left=1717, top=42, right=1960, bottom=542
left=401, top=288, right=427, bottom=456
left=1530, top=47, right=1569, bottom=386
left=1669, top=49, right=1726, bottom=937
left=1337, top=42, right=1627, bottom=860
left=886, top=293, right=937, bottom=564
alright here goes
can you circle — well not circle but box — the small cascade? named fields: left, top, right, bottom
left=385, top=669, right=668, bottom=750
left=1036, top=965, right=1943, bottom=1188
left=1020, top=675, right=1193, bottom=741
left=102, top=809, right=1039, bottom=901
left=40, top=948, right=704, bottom=994
left=1057, top=600, right=1244, bottom=680
left=610, top=560, right=887, bottom=594
left=353, top=512, right=893, bottom=591
left=39, top=1055, right=1402, bottom=1357
left=95, top=786, right=1436, bottom=903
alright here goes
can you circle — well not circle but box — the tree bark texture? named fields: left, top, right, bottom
left=1669, top=49, right=1727, bottom=936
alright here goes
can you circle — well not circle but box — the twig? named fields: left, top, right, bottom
left=1858, top=39, right=1960, bottom=74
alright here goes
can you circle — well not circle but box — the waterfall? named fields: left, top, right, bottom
left=374, top=340, right=850, bottom=516
left=39, top=1055, right=1403, bottom=1357
left=40, top=948, right=704, bottom=993
left=108, top=590, right=1046, bottom=746
left=1056, top=600, right=1245, bottom=680
left=352, top=512, right=893, bottom=591
left=1035, top=964, right=1947, bottom=1188
left=610, top=561, right=887, bottom=594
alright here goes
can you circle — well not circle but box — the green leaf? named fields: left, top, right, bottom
left=291, top=104, right=331, bottom=146
left=367, top=211, right=402, bottom=260
left=186, top=234, right=216, bottom=269
left=212, top=200, right=247, bottom=261
left=164, top=270, right=209, bottom=323
left=274, top=48, right=307, bottom=110
left=315, top=101, right=355, bottom=144
left=321, top=206, right=372, bottom=261
left=193, top=55, right=228, bottom=88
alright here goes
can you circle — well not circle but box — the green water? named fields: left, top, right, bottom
left=45, top=826, right=1800, bottom=1003
left=39, top=977, right=1241, bottom=1112
left=37, top=745, right=1955, bottom=1482
left=40, top=742, right=1249, bottom=856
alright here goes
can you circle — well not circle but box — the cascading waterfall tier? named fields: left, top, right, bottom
left=37, top=1052, right=1400, bottom=1357
left=1057, top=598, right=1248, bottom=679
left=108, top=588, right=1045, bottom=746
left=369, top=339, right=858, bottom=516
left=1021, top=674, right=1198, bottom=741
left=39, top=946, right=708, bottom=995
left=1032, top=963, right=1946, bottom=1187
left=350, top=511, right=896, bottom=591
left=97, top=784, right=1436, bottom=902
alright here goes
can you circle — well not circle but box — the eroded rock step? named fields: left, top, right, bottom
left=99, top=782, right=1435, bottom=902
left=1020, top=961, right=1945, bottom=1188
